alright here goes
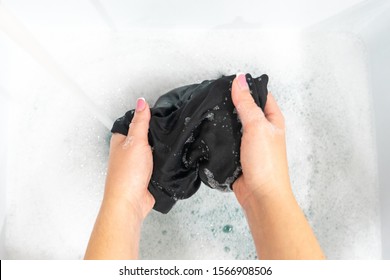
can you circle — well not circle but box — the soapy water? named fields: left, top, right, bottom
left=4, top=30, right=380, bottom=259
left=184, top=117, right=191, bottom=126
left=0, top=5, right=113, bottom=130
left=203, top=166, right=242, bottom=192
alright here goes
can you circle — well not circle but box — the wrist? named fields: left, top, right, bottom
left=103, top=181, right=155, bottom=220
left=102, top=192, right=145, bottom=224
left=241, top=181, right=294, bottom=212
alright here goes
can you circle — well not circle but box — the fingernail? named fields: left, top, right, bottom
left=136, top=97, right=146, bottom=112
left=236, top=73, right=249, bottom=90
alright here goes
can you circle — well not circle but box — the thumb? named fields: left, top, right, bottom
left=231, top=74, right=265, bottom=128
left=127, top=97, right=151, bottom=144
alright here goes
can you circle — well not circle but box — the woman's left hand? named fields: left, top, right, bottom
left=104, top=97, right=155, bottom=221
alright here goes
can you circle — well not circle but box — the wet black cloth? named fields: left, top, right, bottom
left=111, top=73, right=268, bottom=213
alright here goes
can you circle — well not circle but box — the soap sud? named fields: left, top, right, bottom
left=200, top=140, right=210, bottom=155
left=205, top=112, right=214, bottom=121
left=203, top=167, right=242, bottom=192
left=184, top=117, right=191, bottom=126
left=184, top=134, right=195, bottom=144
left=181, top=134, right=196, bottom=167
left=4, top=30, right=381, bottom=260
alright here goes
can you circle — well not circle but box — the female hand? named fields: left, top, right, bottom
left=104, top=97, right=155, bottom=220
left=231, top=74, right=325, bottom=259
left=231, top=74, right=291, bottom=209
left=85, top=97, right=155, bottom=259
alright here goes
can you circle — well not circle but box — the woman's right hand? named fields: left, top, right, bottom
left=231, top=74, right=325, bottom=260
left=231, top=74, right=292, bottom=209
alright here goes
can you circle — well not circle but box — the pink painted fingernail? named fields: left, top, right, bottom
left=136, top=97, right=146, bottom=112
left=236, top=73, right=249, bottom=90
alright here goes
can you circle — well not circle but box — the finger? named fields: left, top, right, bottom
left=231, top=73, right=265, bottom=128
left=127, top=97, right=151, bottom=143
left=263, top=93, right=285, bottom=129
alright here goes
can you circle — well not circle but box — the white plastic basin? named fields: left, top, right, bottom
left=0, top=0, right=389, bottom=259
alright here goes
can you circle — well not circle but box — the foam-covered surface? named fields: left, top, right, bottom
left=4, top=30, right=380, bottom=259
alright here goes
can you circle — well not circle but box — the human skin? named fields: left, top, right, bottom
left=84, top=74, right=325, bottom=260
left=84, top=98, right=155, bottom=259
left=232, top=74, right=325, bottom=259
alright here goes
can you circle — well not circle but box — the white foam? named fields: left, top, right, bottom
left=203, top=167, right=241, bottom=192
left=184, top=117, right=191, bottom=126
left=4, top=30, right=380, bottom=259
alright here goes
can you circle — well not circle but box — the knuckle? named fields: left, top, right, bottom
left=241, top=108, right=263, bottom=124
left=243, top=118, right=262, bottom=133
left=130, top=117, right=147, bottom=125
left=237, top=99, right=255, bottom=112
left=129, top=120, right=149, bottom=131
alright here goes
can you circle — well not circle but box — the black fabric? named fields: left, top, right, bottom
left=111, top=73, right=268, bottom=213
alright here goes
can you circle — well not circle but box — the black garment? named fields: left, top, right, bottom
left=111, top=73, right=268, bottom=213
